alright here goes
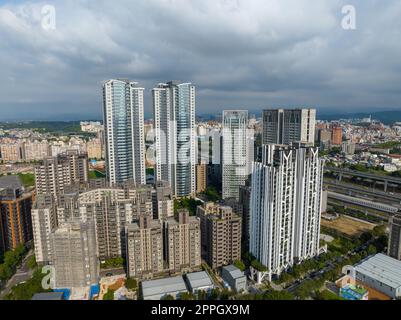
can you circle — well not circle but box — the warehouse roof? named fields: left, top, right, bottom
left=355, top=253, right=401, bottom=289
left=185, top=271, right=214, bottom=290
left=31, top=292, right=65, bottom=300
left=142, top=276, right=187, bottom=298
left=0, top=175, right=22, bottom=190
left=222, top=265, right=245, bottom=279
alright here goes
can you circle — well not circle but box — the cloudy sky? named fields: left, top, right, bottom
left=0, top=0, right=400, bottom=120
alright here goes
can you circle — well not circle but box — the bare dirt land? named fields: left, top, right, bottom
left=321, top=215, right=376, bottom=237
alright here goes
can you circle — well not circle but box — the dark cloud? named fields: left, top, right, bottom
left=0, top=0, right=400, bottom=120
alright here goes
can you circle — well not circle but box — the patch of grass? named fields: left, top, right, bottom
left=17, top=173, right=35, bottom=187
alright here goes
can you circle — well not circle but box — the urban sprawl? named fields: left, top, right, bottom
left=1, top=80, right=401, bottom=301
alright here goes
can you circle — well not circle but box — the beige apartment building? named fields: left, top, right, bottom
left=126, top=215, right=164, bottom=280
left=196, top=164, right=207, bottom=194
left=196, top=202, right=242, bottom=269
left=164, top=209, right=201, bottom=274
left=34, top=150, right=89, bottom=197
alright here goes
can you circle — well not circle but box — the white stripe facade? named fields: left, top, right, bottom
left=250, top=144, right=324, bottom=281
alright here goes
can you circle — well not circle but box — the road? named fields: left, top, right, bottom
left=324, top=179, right=401, bottom=206
left=0, top=250, right=34, bottom=299
left=283, top=239, right=373, bottom=295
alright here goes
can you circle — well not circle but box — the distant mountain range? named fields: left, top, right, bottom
left=2, top=110, right=401, bottom=126
left=317, top=110, right=401, bottom=125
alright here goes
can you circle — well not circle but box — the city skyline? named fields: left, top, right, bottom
left=1, top=1, right=401, bottom=120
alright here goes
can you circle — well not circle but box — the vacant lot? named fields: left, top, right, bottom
left=321, top=215, right=376, bottom=237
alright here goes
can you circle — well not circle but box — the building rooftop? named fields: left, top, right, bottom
left=142, top=276, right=187, bottom=298
left=222, top=265, right=245, bottom=279
left=185, top=271, right=214, bottom=289
left=0, top=175, right=22, bottom=190
left=355, top=253, right=401, bottom=289
left=31, top=292, right=65, bottom=300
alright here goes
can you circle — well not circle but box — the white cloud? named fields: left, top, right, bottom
left=0, top=0, right=400, bottom=119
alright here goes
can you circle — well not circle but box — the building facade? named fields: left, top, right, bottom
left=164, top=209, right=201, bottom=273
left=222, top=110, right=253, bottom=200
left=31, top=194, right=58, bottom=264
left=262, top=109, right=316, bottom=145
left=196, top=164, right=207, bottom=194
left=153, top=81, right=196, bottom=197
left=331, top=126, right=343, bottom=146
left=196, top=202, right=242, bottom=269
left=249, top=144, right=324, bottom=281
left=388, top=214, right=401, bottom=260
left=152, top=181, right=174, bottom=220
left=103, top=79, right=146, bottom=185
left=50, top=220, right=99, bottom=289
left=0, top=176, right=33, bottom=255
left=126, top=215, right=164, bottom=279
left=35, top=150, right=89, bottom=197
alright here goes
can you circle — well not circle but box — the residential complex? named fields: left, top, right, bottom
left=0, top=175, right=33, bottom=255
left=31, top=194, right=57, bottom=264
left=126, top=215, right=164, bottom=279
left=249, top=143, right=324, bottom=281
left=153, top=81, right=196, bottom=197
left=262, top=109, right=316, bottom=145
left=152, top=180, right=174, bottom=220
left=197, top=202, right=242, bottom=269
left=50, top=220, right=99, bottom=289
left=164, top=209, right=201, bottom=274
left=34, top=150, right=89, bottom=197
left=103, top=79, right=146, bottom=185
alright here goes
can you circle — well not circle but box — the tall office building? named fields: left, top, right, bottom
left=262, top=109, right=316, bottom=145
left=164, top=209, right=201, bottom=274
left=50, top=220, right=99, bottom=289
left=126, top=215, right=164, bottom=279
left=388, top=214, right=401, bottom=260
left=103, top=79, right=146, bottom=185
left=249, top=144, right=324, bottom=281
left=0, top=176, right=33, bottom=255
left=153, top=81, right=196, bottom=197
left=222, top=110, right=253, bottom=200
left=34, top=150, right=89, bottom=197
left=31, top=194, right=58, bottom=264
left=196, top=202, right=242, bottom=269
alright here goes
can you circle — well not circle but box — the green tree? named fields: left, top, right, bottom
left=103, top=289, right=115, bottom=300
left=125, top=278, right=137, bottom=290
left=0, top=264, right=13, bottom=281
left=208, top=288, right=220, bottom=300
left=263, top=290, right=294, bottom=300
left=197, top=290, right=207, bottom=300
left=27, top=255, right=37, bottom=270
left=161, top=294, right=175, bottom=300
left=367, top=245, right=377, bottom=256
left=5, top=268, right=50, bottom=300
left=233, top=260, right=246, bottom=271
left=180, top=292, right=196, bottom=300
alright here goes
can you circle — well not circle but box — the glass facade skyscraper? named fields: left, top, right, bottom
left=153, top=81, right=196, bottom=197
left=222, top=110, right=253, bottom=200
left=103, top=79, right=146, bottom=185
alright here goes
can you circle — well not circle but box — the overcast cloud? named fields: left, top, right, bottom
left=0, top=0, right=400, bottom=120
